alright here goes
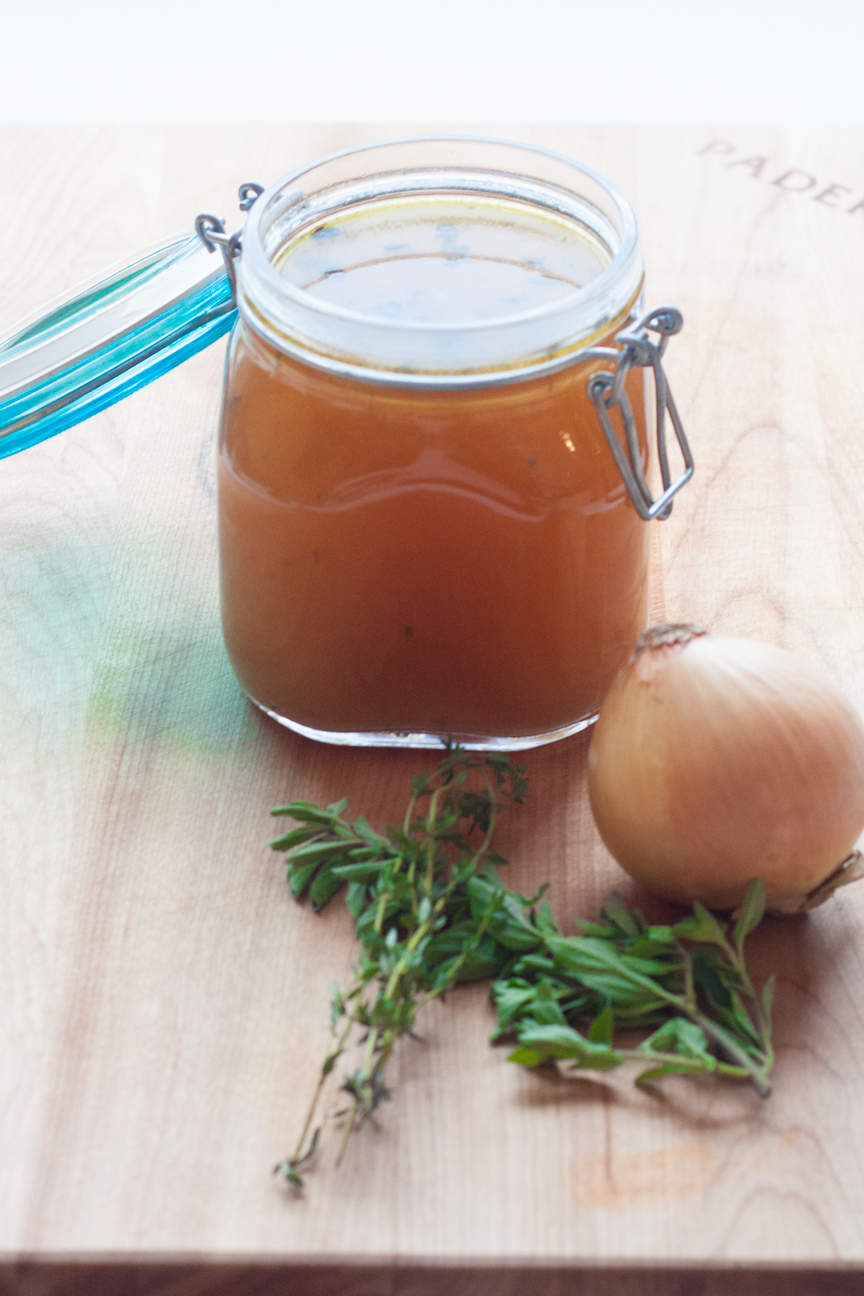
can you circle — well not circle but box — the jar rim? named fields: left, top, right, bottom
left=237, top=135, right=643, bottom=379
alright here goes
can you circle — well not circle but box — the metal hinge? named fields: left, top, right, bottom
left=194, top=182, right=264, bottom=298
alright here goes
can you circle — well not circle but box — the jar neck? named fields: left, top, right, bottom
left=236, top=137, right=643, bottom=389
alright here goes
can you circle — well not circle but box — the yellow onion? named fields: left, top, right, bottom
left=587, top=625, right=864, bottom=912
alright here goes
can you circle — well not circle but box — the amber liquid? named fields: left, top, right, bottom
left=218, top=195, right=649, bottom=741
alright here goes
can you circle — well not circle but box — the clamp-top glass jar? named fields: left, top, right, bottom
left=0, top=135, right=691, bottom=751
left=217, top=137, right=691, bottom=749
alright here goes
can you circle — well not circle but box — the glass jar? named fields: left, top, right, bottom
left=217, top=138, right=690, bottom=749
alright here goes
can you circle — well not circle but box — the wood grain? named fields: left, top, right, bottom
left=3, top=126, right=864, bottom=1293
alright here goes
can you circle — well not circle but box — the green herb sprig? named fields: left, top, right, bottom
left=271, top=747, right=528, bottom=1185
left=270, top=749, right=774, bottom=1185
left=492, top=879, right=774, bottom=1095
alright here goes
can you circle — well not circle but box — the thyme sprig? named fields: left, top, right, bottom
left=270, top=749, right=774, bottom=1186
left=271, top=747, right=528, bottom=1185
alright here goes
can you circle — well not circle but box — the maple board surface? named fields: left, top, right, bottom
left=2, top=125, right=864, bottom=1296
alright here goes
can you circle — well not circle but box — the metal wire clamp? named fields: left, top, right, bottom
left=194, top=182, right=264, bottom=297
left=587, top=306, right=693, bottom=521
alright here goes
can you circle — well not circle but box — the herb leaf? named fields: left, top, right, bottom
left=733, top=877, right=767, bottom=951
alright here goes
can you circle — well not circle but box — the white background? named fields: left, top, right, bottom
left=1, top=0, right=862, bottom=125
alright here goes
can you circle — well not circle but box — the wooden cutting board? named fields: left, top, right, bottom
left=3, top=125, right=864, bottom=1296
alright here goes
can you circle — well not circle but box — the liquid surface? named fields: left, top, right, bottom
left=218, top=317, right=649, bottom=741
left=275, top=194, right=611, bottom=326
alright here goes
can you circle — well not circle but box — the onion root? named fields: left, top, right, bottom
left=766, top=849, right=864, bottom=916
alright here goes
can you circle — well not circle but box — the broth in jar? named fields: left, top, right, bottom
left=219, top=185, right=649, bottom=744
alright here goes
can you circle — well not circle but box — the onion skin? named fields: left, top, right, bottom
left=587, top=627, right=864, bottom=911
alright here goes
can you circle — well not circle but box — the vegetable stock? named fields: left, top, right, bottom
left=218, top=194, right=648, bottom=741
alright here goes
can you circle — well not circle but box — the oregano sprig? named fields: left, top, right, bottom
left=493, top=879, right=774, bottom=1095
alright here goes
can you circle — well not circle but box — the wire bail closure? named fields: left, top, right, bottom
left=588, top=307, right=693, bottom=521
left=194, top=182, right=264, bottom=297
